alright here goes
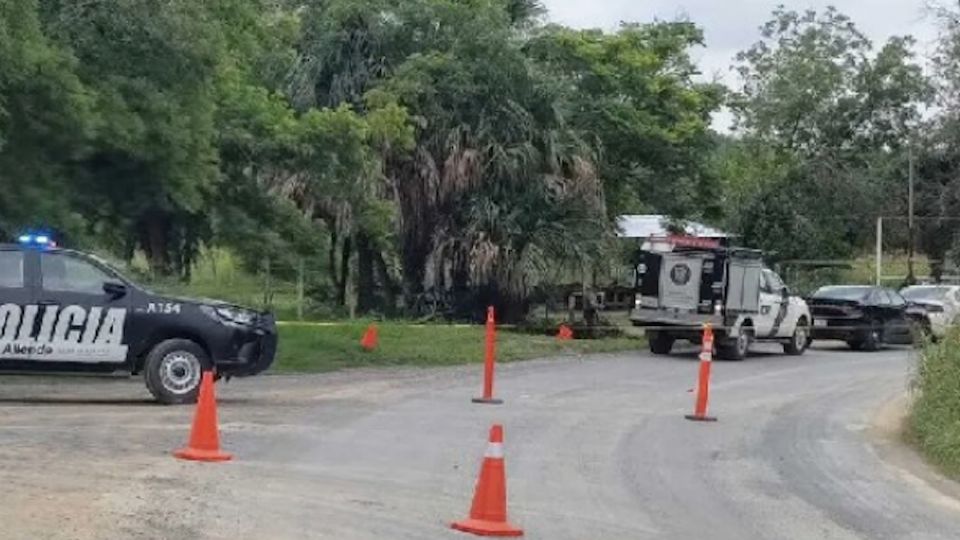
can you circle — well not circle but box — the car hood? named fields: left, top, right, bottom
left=161, top=294, right=252, bottom=311
left=908, top=300, right=946, bottom=310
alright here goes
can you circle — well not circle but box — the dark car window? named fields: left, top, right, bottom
left=41, top=253, right=112, bottom=295
left=0, top=251, right=25, bottom=289
left=813, top=286, right=872, bottom=301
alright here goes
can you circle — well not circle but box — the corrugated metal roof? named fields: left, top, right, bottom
left=615, top=215, right=728, bottom=239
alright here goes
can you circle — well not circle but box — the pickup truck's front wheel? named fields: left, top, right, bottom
left=144, top=339, right=209, bottom=405
left=784, top=318, right=810, bottom=356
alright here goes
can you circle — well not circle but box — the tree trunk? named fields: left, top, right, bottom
left=356, top=232, right=377, bottom=314
left=374, top=250, right=397, bottom=315
left=401, top=247, right=427, bottom=311
left=328, top=228, right=339, bottom=290
left=140, top=211, right=170, bottom=276
left=337, top=235, right=352, bottom=307
left=450, top=244, right=471, bottom=319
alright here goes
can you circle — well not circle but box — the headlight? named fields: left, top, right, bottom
left=201, top=305, right=257, bottom=326
left=634, top=296, right=642, bottom=309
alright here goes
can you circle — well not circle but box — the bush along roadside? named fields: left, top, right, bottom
left=908, top=328, right=960, bottom=477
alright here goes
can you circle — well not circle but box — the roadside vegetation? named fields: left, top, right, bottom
left=6, top=1, right=960, bottom=326
left=908, top=329, right=960, bottom=477
left=274, top=323, right=643, bottom=373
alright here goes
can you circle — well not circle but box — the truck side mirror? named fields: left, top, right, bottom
left=781, top=286, right=790, bottom=298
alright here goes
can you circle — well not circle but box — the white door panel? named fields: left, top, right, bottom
left=756, top=292, right=783, bottom=337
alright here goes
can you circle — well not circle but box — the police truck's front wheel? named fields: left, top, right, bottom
left=783, top=318, right=810, bottom=356
left=144, top=339, right=209, bottom=405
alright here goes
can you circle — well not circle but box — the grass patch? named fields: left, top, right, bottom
left=273, top=321, right=643, bottom=373
left=908, top=329, right=960, bottom=477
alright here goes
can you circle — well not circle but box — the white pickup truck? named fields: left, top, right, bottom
left=630, top=247, right=811, bottom=360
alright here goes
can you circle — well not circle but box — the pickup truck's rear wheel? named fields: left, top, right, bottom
left=784, top=318, right=810, bottom=356
left=648, top=331, right=675, bottom=355
left=718, top=326, right=752, bottom=361
left=144, top=339, right=209, bottom=405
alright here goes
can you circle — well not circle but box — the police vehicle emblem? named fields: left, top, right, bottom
left=669, top=263, right=692, bottom=286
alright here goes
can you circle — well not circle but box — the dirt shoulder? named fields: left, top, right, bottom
left=869, top=394, right=960, bottom=514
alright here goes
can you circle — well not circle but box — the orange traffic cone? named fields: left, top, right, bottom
left=556, top=324, right=573, bottom=341
left=451, top=425, right=523, bottom=537
left=360, top=323, right=379, bottom=351
left=473, top=306, right=502, bottom=405
left=685, top=324, right=718, bottom=422
left=174, top=371, right=233, bottom=462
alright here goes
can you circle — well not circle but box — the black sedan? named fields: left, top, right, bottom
left=808, top=285, right=922, bottom=350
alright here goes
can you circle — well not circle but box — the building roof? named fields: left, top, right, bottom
left=615, top=215, right=729, bottom=239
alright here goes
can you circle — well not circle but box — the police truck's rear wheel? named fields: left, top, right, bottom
left=648, top=331, right=675, bottom=355
left=144, top=339, right=209, bottom=405
left=719, top=327, right=752, bottom=361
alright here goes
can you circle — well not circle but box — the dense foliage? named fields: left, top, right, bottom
left=910, top=329, right=960, bottom=476
left=724, top=6, right=930, bottom=261
left=1, top=1, right=958, bottom=318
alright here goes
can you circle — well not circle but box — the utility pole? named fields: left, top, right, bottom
left=876, top=217, right=883, bottom=286
left=907, top=146, right=916, bottom=286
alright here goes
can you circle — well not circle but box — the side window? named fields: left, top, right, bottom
left=888, top=290, right=906, bottom=307
left=764, top=269, right=785, bottom=292
left=759, top=271, right=773, bottom=293
left=40, top=253, right=111, bottom=295
left=876, top=290, right=892, bottom=306
left=0, top=251, right=24, bottom=289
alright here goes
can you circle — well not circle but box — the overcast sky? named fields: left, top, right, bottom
left=541, top=0, right=943, bottom=129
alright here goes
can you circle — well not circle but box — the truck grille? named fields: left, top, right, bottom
left=811, top=305, right=852, bottom=317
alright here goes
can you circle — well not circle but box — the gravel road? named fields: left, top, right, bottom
left=0, top=342, right=957, bottom=539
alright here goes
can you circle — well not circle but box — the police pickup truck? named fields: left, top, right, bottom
left=631, top=244, right=811, bottom=360
left=0, top=236, right=277, bottom=403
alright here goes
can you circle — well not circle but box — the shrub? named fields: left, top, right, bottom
left=909, top=328, right=960, bottom=476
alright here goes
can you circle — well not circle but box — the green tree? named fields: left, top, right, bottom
left=37, top=0, right=228, bottom=275
left=527, top=22, right=724, bottom=219
left=726, top=6, right=930, bottom=259
left=915, top=2, right=960, bottom=279
left=0, top=0, right=93, bottom=239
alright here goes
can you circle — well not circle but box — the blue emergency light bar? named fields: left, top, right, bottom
left=17, top=233, right=57, bottom=248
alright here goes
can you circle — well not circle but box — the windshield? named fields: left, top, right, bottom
left=813, top=286, right=872, bottom=301
left=902, top=286, right=952, bottom=301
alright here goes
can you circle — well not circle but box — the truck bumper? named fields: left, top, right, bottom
left=630, top=309, right=723, bottom=328
left=211, top=314, right=278, bottom=376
